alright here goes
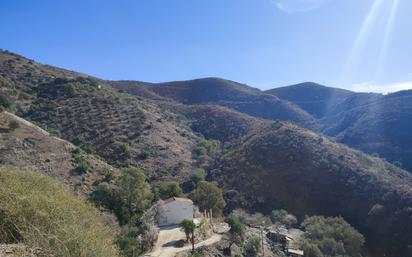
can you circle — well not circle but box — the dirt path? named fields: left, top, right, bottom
left=147, top=226, right=222, bottom=257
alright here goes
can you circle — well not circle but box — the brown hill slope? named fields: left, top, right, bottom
left=0, top=50, right=200, bottom=182
left=0, top=111, right=118, bottom=193
left=110, top=78, right=317, bottom=129
left=211, top=121, right=412, bottom=257
left=266, top=82, right=355, bottom=118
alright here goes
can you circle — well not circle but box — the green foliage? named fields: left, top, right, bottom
left=225, top=214, right=245, bottom=239
left=271, top=209, right=297, bottom=228
left=8, top=120, right=20, bottom=131
left=190, top=169, right=206, bottom=186
left=179, top=219, right=196, bottom=242
left=0, top=94, right=12, bottom=110
left=92, top=167, right=153, bottom=225
left=301, top=216, right=365, bottom=257
left=0, top=169, right=119, bottom=257
left=64, top=83, right=79, bottom=97
left=192, top=181, right=226, bottom=215
left=121, top=143, right=131, bottom=156
left=116, top=236, right=142, bottom=257
left=73, top=153, right=91, bottom=174
left=244, top=236, right=261, bottom=257
left=192, top=140, right=221, bottom=158
left=158, top=181, right=183, bottom=199
left=138, top=149, right=149, bottom=160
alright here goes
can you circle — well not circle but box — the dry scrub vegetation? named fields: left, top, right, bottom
left=0, top=169, right=119, bottom=257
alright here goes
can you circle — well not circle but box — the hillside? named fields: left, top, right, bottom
left=266, top=82, right=412, bottom=172
left=266, top=82, right=355, bottom=118
left=0, top=111, right=118, bottom=193
left=321, top=90, right=412, bottom=172
left=211, top=121, right=412, bottom=257
left=0, top=50, right=201, bottom=182
left=110, top=78, right=318, bottom=129
left=1, top=50, right=412, bottom=257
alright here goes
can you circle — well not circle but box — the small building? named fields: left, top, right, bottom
left=157, top=197, right=201, bottom=227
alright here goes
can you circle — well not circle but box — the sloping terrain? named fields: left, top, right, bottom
left=266, top=82, right=355, bottom=118
left=211, top=121, right=412, bottom=257
left=0, top=50, right=201, bottom=182
left=110, top=78, right=317, bottom=129
left=0, top=111, right=118, bottom=193
left=266, top=82, right=412, bottom=172
left=321, top=90, right=412, bottom=172
left=1, top=50, right=412, bottom=257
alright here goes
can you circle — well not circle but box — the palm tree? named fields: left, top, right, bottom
left=179, top=219, right=196, bottom=253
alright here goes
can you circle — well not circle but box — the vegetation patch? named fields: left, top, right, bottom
left=0, top=169, right=119, bottom=257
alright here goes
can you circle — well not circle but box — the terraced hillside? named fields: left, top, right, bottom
left=0, top=50, right=200, bottom=182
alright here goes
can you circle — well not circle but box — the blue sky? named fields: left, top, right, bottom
left=1, top=0, right=411, bottom=92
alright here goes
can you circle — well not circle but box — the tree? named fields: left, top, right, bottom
left=302, top=216, right=365, bottom=257
left=190, top=169, right=206, bottom=186
left=8, top=120, right=20, bottom=131
left=158, top=181, right=183, bottom=199
left=116, top=167, right=153, bottom=220
left=179, top=219, right=198, bottom=253
left=192, top=181, right=225, bottom=216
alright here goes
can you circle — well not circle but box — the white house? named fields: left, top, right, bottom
left=157, top=197, right=201, bottom=227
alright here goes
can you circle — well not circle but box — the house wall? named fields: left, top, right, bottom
left=158, top=201, right=196, bottom=226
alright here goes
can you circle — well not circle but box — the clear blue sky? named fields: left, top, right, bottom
left=1, top=0, right=411, bottom=92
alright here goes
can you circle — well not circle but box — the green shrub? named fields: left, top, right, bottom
left=0, top=169, right=119, bottom=257
left=8, top=120, right=20, bottom=131
left=158, top=181, right=183, bottom=199
left=244, top=236, right=261, bottom=257
left=120, top=143, right=131, bottom=155
left=138, top=149, right=149, bottom=160
left=0, top=94, right=12, bottom=110
left=302, top=216, right=365, bottom=257
left=225, top=214, right=245, bottom=239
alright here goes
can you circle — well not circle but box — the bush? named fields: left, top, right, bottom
left=301, top=216, right=365, bottom=257
left=244, top=236, right=261, bottom=257
left=225, top=214, right=245, bottom=239
left=8, top=120, right=20, bottom=131
left=0, top=169, right=119, bottom=257
left=158, top=181, right=183, bottom=199
left=271, top=209, right=297, bottom=228
left=0, top=94, right=12, bottom=110
left=120, top=143, right=131, bottom=156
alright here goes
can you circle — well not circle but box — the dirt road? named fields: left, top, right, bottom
left=147, top=226, right=222, bottom=257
